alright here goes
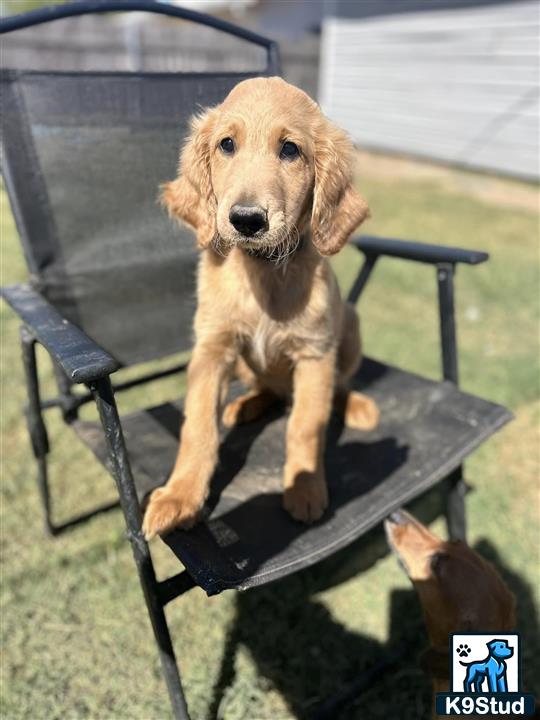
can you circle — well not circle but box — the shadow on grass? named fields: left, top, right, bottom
left=206, top=534, right=428, bottom=720
left=206, top=512, right=539, bottom=720
left=475, top=539, right=540, bottom=698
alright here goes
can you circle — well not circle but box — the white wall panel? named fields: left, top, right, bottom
left=320, top=1, right=539, bottom=179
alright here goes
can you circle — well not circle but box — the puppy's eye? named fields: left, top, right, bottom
left=280, top=141, right=300, bottom=160
left=220, top=137, right=235, bottom=155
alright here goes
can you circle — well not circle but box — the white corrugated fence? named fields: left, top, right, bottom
left=320, top=1, right=539, bottom=179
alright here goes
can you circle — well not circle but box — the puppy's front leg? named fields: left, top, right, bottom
left=283, top=350, right=336, bottom=523
left=143, top=341, right=233, bottom=538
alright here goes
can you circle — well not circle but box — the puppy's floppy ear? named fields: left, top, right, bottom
left=160, top=108, right=218, bottom=249
left=311, top=118, right=370, bottom=256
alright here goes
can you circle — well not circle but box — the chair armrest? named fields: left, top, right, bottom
left=352, top=235, right=489, bottom=266
left=2, top=283, right=120, bottom=383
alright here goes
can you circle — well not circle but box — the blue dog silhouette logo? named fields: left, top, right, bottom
left=459, top=639, right=514, bottom=693
left=436, top=632, right=536, bottom=716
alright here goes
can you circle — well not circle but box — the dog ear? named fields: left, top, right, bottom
left=435, top=548, right=517, bottom=631
left=160, top=108, right=218, bottom=250
left=311, top=118, right=370, bottom=256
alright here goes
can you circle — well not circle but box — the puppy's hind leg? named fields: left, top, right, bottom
left=336, top=302, right=379, bottom=431
left=335, top=387, right=380, bottom=431
left=222, top=388, right=279, bottom=428
left=222, top=357, right=279, bottom=428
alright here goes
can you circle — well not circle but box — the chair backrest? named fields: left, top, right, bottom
left=1, top=2, right=280, bottom=367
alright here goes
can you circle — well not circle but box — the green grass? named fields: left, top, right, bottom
left=1, top=164, right=539, bottom=720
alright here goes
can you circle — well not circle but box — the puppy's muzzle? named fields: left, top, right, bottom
left=229, top=204, right=267, bottom=237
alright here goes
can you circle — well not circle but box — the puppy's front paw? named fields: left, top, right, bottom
left=142, top=486, right=203, bottom=539
left=345, top=391, right=380, bottom=431
left=283, top=470, right=329, bottom=523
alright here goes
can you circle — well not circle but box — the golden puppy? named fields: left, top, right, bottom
left=385, top=510, right=518, bottom=719
left=143, top=77, right=379, bottom=539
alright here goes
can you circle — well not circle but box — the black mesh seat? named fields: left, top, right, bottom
left=0, top=3, right=512, bottom=718
left=72, top=358, right=510, bottom=595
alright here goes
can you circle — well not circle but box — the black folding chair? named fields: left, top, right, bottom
left=1, top=3, right=511, bottom=718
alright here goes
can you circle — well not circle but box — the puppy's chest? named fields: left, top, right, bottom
left=238, top=312, right=328, bottom=374
left=239, top=315, right=291, bottom=372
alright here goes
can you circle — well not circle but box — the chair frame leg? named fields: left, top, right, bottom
left=20, top=326, right=120, bottom=534
left=436, top=264, right=468, bottom=543
left=20, top=329, right=190, bottom=716
left=445, top=466, right=467, bottom=541
left=20, top=326, right=55, bottom=535
left=349, top=258, right=470, bottom=543
left=90, top=377, right=190, bottom=720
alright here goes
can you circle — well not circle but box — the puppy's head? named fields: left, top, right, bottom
left=161, top=76, right=369, bottom=258
left=385, top=510, right=515, bottom=647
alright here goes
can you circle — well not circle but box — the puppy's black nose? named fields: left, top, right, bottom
left=229, top=204, right=267, bottom=237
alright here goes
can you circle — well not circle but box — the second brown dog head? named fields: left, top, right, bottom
left=385, top=510, right=516, bottom=649
left=162, top=76, right=369, bottom=257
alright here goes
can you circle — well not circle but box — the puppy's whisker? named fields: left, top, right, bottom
left=212, top=240, right=225, bottom=258
left=273, top=225, right=300, bottom=268
left=211, top=235, right=230, bottom=258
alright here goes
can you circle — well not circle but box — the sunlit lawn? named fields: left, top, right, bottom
left=1, top=158, right=538, bottom=719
